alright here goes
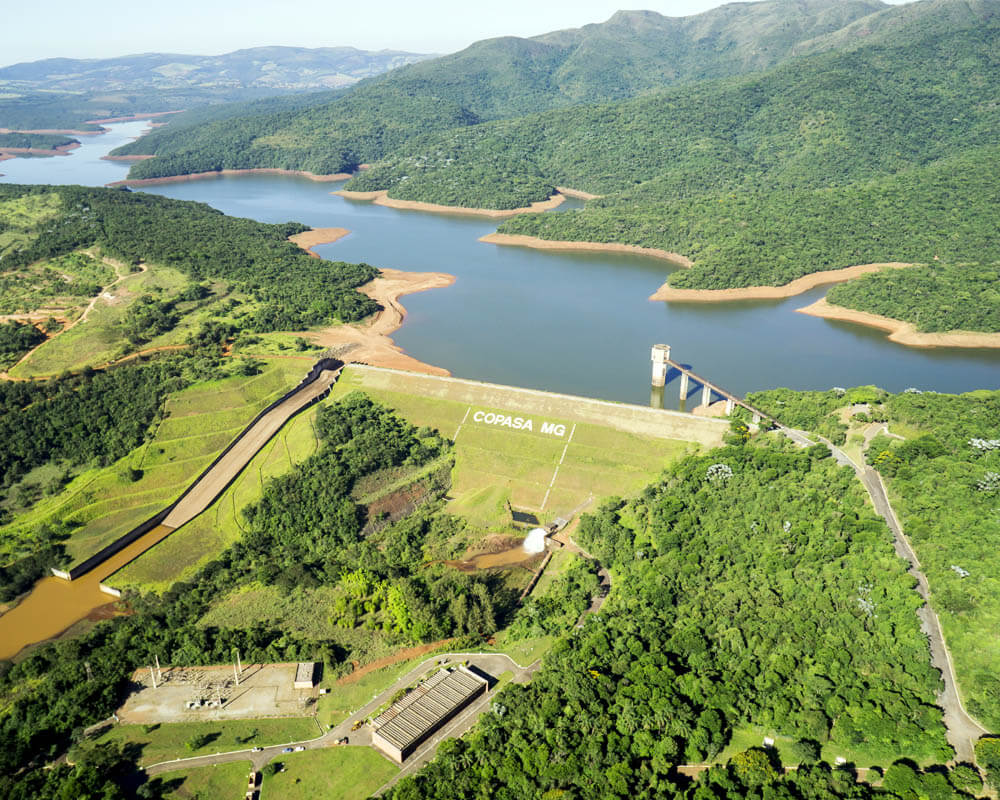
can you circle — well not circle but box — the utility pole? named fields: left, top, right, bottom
left=155, top=654, right=162, bottom=683
left=149, top=665, right=157, bottom=689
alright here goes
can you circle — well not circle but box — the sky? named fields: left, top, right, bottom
left=1, top=0, right=916, bottom=68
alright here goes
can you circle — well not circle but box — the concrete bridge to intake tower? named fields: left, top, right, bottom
left=651, top=344, right=775, bottom=425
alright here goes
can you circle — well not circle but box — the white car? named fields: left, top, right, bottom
left=293, top=746, right=305, bottom=752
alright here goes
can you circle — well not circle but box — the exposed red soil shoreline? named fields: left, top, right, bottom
left=334, top=188, right=565, bottom=217
left=287, top=231, right=453, bottom=375
left=796, top=298, right=1000, bottom=349
left=480, top=232, right=692, bottom=264
left=0, top=126, right=103, bottom=136
left=287, top=227, right=351, bottom=256
left=0, top=142, right=81, bottom=160
left=102, top=154, right=155, bottom=161
left=650, top=262, right=914, bottom=302
left=554, top=185, right=601, bottom=200
left=108, top=167, right=353, bottom=187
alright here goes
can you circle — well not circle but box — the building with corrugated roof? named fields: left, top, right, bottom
left=371, top=665, right=489, bottom=763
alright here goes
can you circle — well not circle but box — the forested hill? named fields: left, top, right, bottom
left=111, top=0, right=890, bottom=172
left=0, top=184, right=377, bottom=329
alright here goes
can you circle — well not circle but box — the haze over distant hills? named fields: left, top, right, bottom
left=0, top=46, right=432, bottom=131
left=0, top=47, right=433, bottom=93
left=110, top=0, right=895, bottom=171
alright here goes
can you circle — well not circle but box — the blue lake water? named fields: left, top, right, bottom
left=3, top=120, right=998, bottom=407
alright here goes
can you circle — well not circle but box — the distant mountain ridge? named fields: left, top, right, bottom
left=0, top=46, right=433, bottom=93
left=529, top=0, right=888, bottom=101
left=111, top=0, right=895, bottom=170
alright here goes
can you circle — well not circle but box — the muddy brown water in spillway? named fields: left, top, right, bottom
left=0, top=524, right=174, bottom=661
left=445, top=543, right=544, bottom=572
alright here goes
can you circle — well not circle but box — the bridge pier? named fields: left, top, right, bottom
left=725, top=398, right=735, bottom=416
left=700, top=384, right=711, bottom=407
left=651, top=344, right=670, bottom=387
left=752, top=413, right=761, bottom=425
left=679, top=372, right=689, bottom=400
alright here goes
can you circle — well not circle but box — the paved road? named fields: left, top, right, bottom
left=781, top=427, right=988, bottom=762
left=860, top=465, right=988, bottom=762
left=142, top=652, right=539, bottom=782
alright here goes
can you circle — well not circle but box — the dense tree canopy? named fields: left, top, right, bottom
left=0, top=184, right=378, bottom=330
left=0, top=394, right=503, bottom=789
left=386, top=436, right=958, bottom=800
left=827, top=264, right=1000, bottom=333
left=865, top=389, right=1000, bottom=729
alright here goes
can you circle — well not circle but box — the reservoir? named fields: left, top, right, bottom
left=2, top=120, right=998, bottom=407
left=1, top=118, right=997, bottom=658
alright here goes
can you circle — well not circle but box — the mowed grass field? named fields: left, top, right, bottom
left=97, top=716, right=317, bottom=766
left=156, top=760, right=253, bottom=799
left=0, top=359, right=316, bottom=572
left=330, top=366, right=709, bottom=525
left=262, top=747, right=398, bottom=800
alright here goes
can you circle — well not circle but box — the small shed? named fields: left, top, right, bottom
left=293, top=662, right=317, bottom=689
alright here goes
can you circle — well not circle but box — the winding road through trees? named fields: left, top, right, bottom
left=780, top=424, right=988, bottom=763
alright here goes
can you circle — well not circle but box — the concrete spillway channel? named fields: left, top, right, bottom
left=0, top=359, right=343, bottom=660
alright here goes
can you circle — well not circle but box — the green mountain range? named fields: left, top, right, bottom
left=110, top=0, right=1000, bottom=300
left=112, top=0, right=890, bottom=168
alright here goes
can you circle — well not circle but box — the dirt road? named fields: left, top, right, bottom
left=0, top=259, right=146, bottom=379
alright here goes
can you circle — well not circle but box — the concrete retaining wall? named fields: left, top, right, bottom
left=347, top=364, right=728, bottom=446
left=58, top=358, right=343, bottom=581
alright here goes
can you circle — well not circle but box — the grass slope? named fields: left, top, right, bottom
left=156, top=760, right=252, bottom=800
left=9, top=261, right=192, bottom=378
left=98, top=716, right=316, bottom=766
left=1, top=359, right=309, bottom=568
left=329, top=367, right=697, bottom=525
left=262, top=747, right=397, bottom=800
left=110, top=379, right=323, bottom=592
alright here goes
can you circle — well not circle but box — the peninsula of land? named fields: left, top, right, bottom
left=295, top=268, right=455, bottom=375
left=288, top=227, right=351, bottom=255
left=650, top=262, right=914, bottom=302
left=796, top=298, right=1000, bottom=349
left=0, top=142, right=80, bottom=161
left=334, top=189, right=565, bottom=217
left=481, top=232, right=692, bottom=264
left=109, top=167, right=353, bottom=187
left=286, top=229, right=452, bottom=373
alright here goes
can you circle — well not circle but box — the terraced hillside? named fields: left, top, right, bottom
left=1, top=359, right=314, bottom=571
